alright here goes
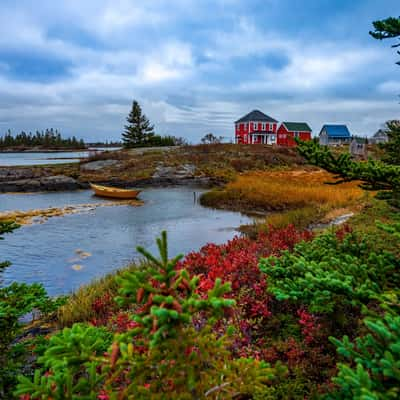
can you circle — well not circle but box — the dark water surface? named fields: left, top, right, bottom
left=0, top=188, right=251, bottom=296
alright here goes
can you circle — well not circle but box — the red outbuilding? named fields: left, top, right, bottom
left=277, top=122, right=312, bottom=147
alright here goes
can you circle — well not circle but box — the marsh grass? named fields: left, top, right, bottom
left=202, top=170, right=365, bottom=232
left=57, top=262, right=147, bottom=327
left=202, top=170, right=363, bottom=212
left=265, top=206, right=323, bottom=229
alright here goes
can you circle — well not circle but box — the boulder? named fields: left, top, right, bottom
left=80, top=160, right=120, bottom=171
left=152, top=164, right=196, bottom=179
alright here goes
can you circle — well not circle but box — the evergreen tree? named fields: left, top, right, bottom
left=370, top=16, right=400, bottom=66
left=122, top=100, right=155, bottom=148
left=381, top=120, right=400, bottom=165
left=370, top=16, right=400, bottom=100
left=296, top=139, right=400, bottom=207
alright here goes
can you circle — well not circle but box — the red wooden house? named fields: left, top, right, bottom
left=277, top=122, right=312, bottom=146
left=235, top=110, right=278, bottom=144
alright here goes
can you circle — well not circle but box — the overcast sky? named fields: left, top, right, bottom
left=0, top=0, right=399, bottom=142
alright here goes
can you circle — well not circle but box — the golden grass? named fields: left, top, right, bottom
left=57, top=274, right=117, bottom=327
left=57, top=264, right=133, bottom=327
left=202, top=170, right=364, bottom=213
left=57, top=260, right=154, bottom=327
left=264, top=206, right=321, bottom=229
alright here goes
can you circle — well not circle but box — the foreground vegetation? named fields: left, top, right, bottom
left=1, top=201, right=398, bottom=398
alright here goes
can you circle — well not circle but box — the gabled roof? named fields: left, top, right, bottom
left=282, top=122, right=312, bottom=132
left=320, top=124, right=351, bottom=138
left=373, top=129, right=388, bottom=138
left=235, top=110, right=278, bottom=124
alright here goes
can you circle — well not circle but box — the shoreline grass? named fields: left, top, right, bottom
left=57, top=262, right=144, bottom=327
left=201, top=169, right=365, bottom=228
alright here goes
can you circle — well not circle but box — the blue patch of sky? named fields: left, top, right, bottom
left=45, top=25, right=104, bottom=50
left=248, top=0, right=399, bottom=42
left=0, top=50, right=72, bottom=82
left=197, top=52, right=290, bottom=89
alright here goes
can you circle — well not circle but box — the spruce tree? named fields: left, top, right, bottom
left=296, top=138, right=400, bottom=207
left=381, top=120, right=400, bottom=165
left=122, top=100, right=155, bottom=148
left=370, top=16, right=400, bottom=66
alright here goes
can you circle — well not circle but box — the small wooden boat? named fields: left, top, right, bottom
left=90, top=183, right=141, bottom=199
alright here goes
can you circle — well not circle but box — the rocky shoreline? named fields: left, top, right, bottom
left=0, top=163, right=216, bottom=193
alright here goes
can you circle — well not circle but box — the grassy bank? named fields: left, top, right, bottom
left=57, top=264, right=137, bottom=327
left=41, top=144, right=308, bottom=184
left=201, top=169, right=365, bottom=229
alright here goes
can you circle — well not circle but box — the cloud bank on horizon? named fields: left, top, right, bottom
left=0, top=0, right=398, bottom=142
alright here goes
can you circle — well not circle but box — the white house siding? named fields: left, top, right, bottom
left=319, top=131, right=329, bottom=145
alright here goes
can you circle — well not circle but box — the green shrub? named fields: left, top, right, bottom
left=0, top=221, right=66, bottom=398
left=0, top=282, right=65, bottom=397
left=16, top=324, right=112, bottom=399
left=326, top=223, right=400, bottom=399
left=259, top=229, right=399, bottom=314
left=328, top=312, right=400, bottom=399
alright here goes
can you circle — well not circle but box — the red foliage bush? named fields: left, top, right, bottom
left=87, top=225, right=340, bottom=390
left=297, top=308, right=322, bottom=345
left=178, top=225, right=313, bottom=354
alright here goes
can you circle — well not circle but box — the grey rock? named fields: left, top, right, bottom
left=0, top=167, right=48, bottom=182
left=152, top=164, right=196, bottom=179
left=0, top=175, right=82, bottom=193
left=80, top=160, right=120, bottom=171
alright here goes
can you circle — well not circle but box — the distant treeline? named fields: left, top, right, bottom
left=143, top=135, right=187, bottom=147
left=87, top=141, right=122, bottom=147
left=0, top=129, right=86, bottom=149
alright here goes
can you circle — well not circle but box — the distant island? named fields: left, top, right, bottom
left=0, top=129, right=86, bottom=152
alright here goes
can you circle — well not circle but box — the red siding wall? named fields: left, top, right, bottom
left=235, top=121, right=278, bottom=144
left=277, top=125, right=311, bottom=147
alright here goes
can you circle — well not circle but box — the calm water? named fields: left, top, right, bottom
left=0, top=148, right=121, bottom=166
left=0, top=151, right=89, bottom=166
left=0, top=187, right=251, bottom=295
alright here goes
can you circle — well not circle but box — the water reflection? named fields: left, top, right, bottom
left=0, top=187, right=252, bottom=295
